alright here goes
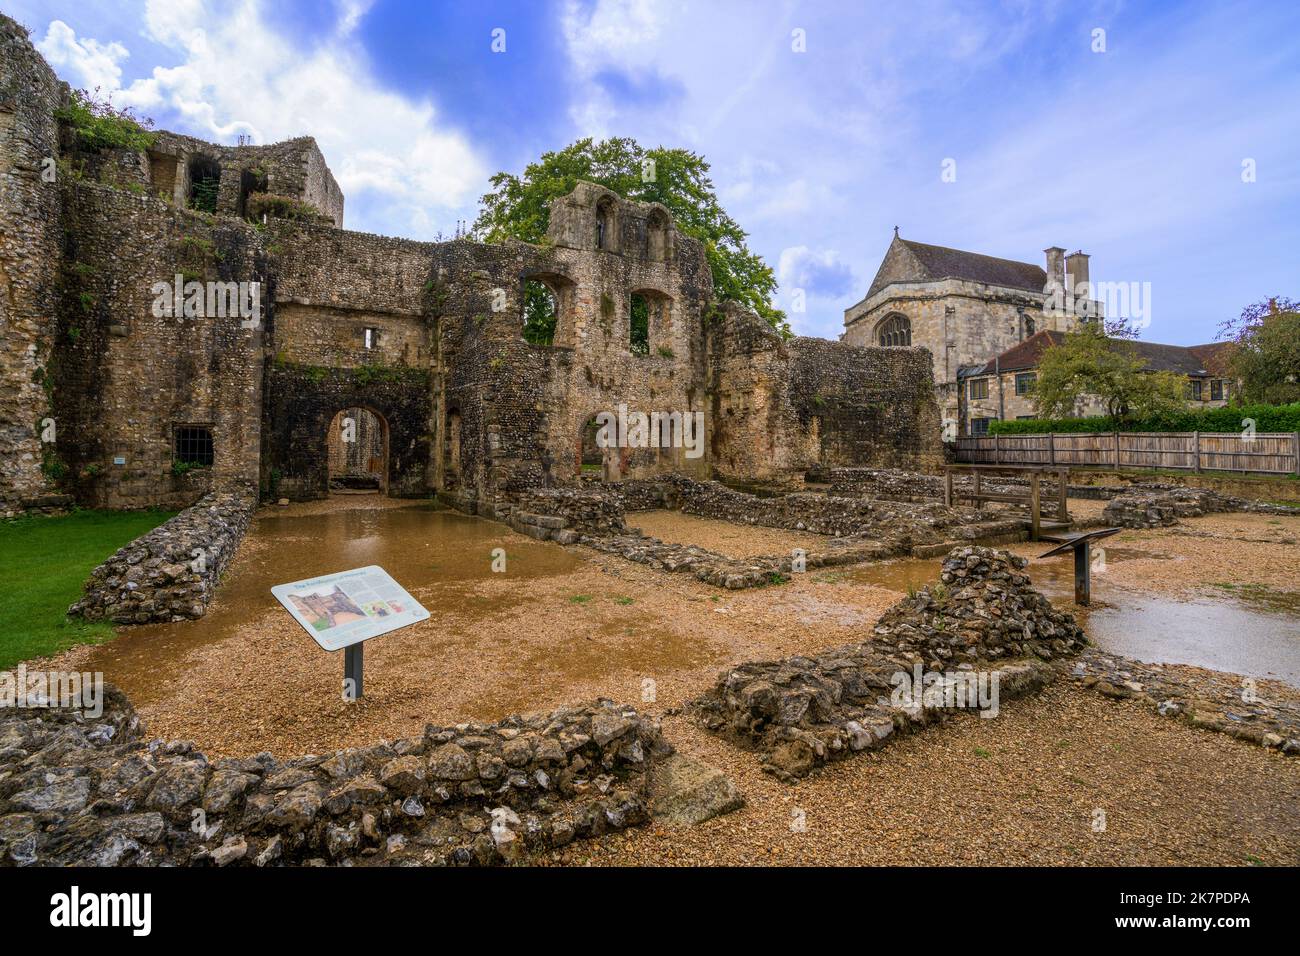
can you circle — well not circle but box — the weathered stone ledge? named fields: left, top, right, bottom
left=68, top=483, right=257, bottom=624
left=1067, top=649, right=1300, bottom=754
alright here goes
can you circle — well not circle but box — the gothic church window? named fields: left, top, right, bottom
left=878, top=313, right=911, bottom=347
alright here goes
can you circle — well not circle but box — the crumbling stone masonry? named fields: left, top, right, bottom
left=0, top=17, right=941, bottom=520
left=69, top=485, right=258, bottom=623
left=687, top=547, right=1085, bottom=778
left=0, top=689, right=697, bottom=867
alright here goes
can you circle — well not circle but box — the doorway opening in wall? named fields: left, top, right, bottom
left=327, top=407, right=388, bottom=494
left=579, top=414, right=606, bottom=480
left=187, top=155, right=221, bottom=213
left=522, top=279, right=558, bottom=346
left=444, top=408, right=462, bottom=490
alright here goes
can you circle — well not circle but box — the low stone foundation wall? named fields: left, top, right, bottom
left=1102, top=487, right=1242, bottom=528
left=1069, top=649, right=1300, bottom=753
left=0, top=688, right=678, bottom=866
left=68, top=484, right=257, bottom=624
left=501, top=476, right=1028, bottom=589
left=687, top=547, right=1084, bottom=778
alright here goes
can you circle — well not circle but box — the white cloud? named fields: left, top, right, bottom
left=36, top=20, right=129, bottom=92
left=35, top=2, right=487, bottom=238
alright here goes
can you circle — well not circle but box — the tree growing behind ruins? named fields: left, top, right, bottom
left=1218, top=297, right=1300, bottom=405
left=1032, top=321, right=1187, bottom=422
left=474, top=137, right=790, bottom=335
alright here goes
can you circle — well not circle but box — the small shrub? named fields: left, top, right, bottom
left=55, top=88, right=156, bottom=152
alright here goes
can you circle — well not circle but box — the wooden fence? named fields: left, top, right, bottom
left=954, top=431, right=1300, bottom=476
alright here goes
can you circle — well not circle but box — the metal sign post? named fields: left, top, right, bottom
left=1038, top=527, right=1122, bottom=606
left=344, top=643, right=364, bottom=700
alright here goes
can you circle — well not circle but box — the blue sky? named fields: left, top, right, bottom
left=10, top=0, right=1298, bottom=344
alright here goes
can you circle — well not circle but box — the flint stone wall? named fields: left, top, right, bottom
left=688, top=547, right=1083, bottom=778
left=0, top=688, right=674, bottom=867
left=69, top=485, right=257, bottom=623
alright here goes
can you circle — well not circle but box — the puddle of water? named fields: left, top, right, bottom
left=78, top=503, right=583, bottom=701
left=829, top=550, right=1300, bottom=687
left=1083, top=597, right=1300, bottom=687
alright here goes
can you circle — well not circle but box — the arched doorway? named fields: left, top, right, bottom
left=327, top=407, right=388, bottom=493
left=578, top=413, right=618, bottom=481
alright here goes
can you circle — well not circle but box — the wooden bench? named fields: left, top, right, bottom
left=942, top=464, right=1071, bottom=540
left=1038, top=527, right=1122, bottom=605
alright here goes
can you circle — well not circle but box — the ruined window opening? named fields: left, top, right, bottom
left=629, top=293, right=650, bottom=356
left=187, top=155, right=221, bottom=213
left=580, top=415, right=606, bottom=478
left=363, top=327, right=380, bottom=350
left=522, top=280, right=558, bottom=346
left=646, top=211, right=668, bottom=261
left=878, top=313, right=911, bottom=347
left=1023, top=315, right=1035, bottom=338
left=174, top=426, right=214, bottom=467
left=238, top=166, right=268, bottom=219
left=595, top=198, right=615, bottom=251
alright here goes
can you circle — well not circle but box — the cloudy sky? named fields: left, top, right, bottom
left=10, top=0, right=1298, bottom=344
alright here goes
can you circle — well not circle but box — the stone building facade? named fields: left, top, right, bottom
left=0, top=17, right=941, bottom=516
left=843, top=232, right=1103, bottom=434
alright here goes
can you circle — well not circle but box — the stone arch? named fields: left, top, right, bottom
left=327, top=406, right=389, bottom=493
left=876, top=312, right=912, bottom=347
left=521, top=272, right=576, bottom=347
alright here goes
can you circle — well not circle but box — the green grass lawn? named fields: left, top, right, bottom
left=0, top=509, right=176, bottom=669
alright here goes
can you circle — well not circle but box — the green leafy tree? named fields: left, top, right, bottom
left=473, top=137, right=789, bottom=335
left=1033, top=321, right=1187, bottom=422
left=1218, top=297, right=1300, bottom=404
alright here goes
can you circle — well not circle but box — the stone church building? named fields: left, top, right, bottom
left=843, top=232, right=1101, bottom=432
left=0, top=15, right=942, bottom=518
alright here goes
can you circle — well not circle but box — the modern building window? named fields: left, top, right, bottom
left=1014, top=372, right=1036, bottom=396
left=878, top=313, right=911, bottom=347
left=1187, top=379, right=1203, bottom=401
left=363, top=327, right=379, bottom=350
left=969, top=377, right=989, bottom=400
left=971, top=417, right=994, bottom=436
left=174, top=426, right=214, bottom=467
left=1211, top=380, right=1224, bottom=401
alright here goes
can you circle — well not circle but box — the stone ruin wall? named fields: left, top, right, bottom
left=0, top=16, right=945, bottom=517
left=0, top=17, right=64, bottom=515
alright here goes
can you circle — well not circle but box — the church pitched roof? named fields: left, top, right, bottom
left=865, top=236, right=1048, bottom=300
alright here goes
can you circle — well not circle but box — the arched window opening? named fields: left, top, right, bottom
left=187, top=155, right=221, bottom=213
left=522, top=279, right=558, bottom=346
left=878, top=313, right=911, bottom=347
left=629, top=292, right=650, bottom=356
left=327, top=407, right=387, bottom=494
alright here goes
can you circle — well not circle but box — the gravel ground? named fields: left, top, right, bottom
left=540, top=684, right=1299, bottom=866
left=628, top=509, right=833, bottom=558
left=38, top=496, right=1300, bottom=865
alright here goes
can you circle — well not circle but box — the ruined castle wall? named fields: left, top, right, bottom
left=52, top=184, right=267, bottom=509
left=0, top=17, right=64, bottom=514
left=789, top=338, right=943, bottom=475
left=706, top=304, right=806, bottom=485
